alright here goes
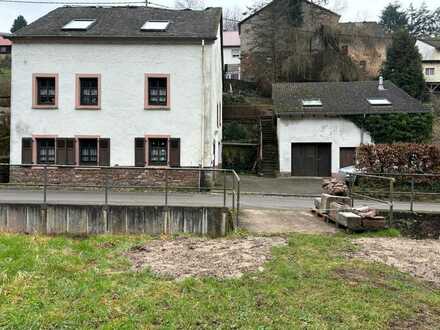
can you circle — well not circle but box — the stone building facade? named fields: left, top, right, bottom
left=239, top=0, right=390, bottom=83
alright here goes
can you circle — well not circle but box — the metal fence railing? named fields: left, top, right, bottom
left=363, top=173, right=440, bottom=213
left=348, top=173, right=395, bottom=225
left=350, top=172, right=440, bottom=218
left=0, top=163, right=241, bottom=226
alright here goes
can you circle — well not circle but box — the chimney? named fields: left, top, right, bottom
left=378, top=76, right=385, bottom=91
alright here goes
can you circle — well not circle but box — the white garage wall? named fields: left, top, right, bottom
left=277, top=117, right=372, bottom=175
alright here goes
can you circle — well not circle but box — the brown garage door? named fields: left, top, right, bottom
left=291, top=143, right=331, bottom=177
left=340, top=147, right=356, bottom=168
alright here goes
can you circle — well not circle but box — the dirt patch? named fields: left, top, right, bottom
left=126, top=236, right=287, bottom=280
left=389, top=305, right=440, bottom=330
left=351, top=238, right=440, bottom=286
left=333, top=267, right=395, bottom=290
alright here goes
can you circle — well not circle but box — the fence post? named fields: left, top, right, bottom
left=104, top=169, right=109, bottom=208
left=236, top=177, right=240, bottom=227
left=410, top=176, right=415, bottom=212
left=43, top=165, right=48, bottom=206
left=223, top=171, right=226, bottom=208
left=165, top=170, right=169, bottom=206
left=389, top=179, right=394, bottom=227
left=232, top=174, right=235, bottom=211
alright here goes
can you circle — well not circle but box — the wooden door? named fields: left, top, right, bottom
left=291, top=143, right=331, bottom=177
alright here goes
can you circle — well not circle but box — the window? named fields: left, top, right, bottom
left=0, top=46, right=7, bottom=53
left=76, top=74, right=101, bottom=109
left=231, top=48, right=240, bottom=58
left=62, top=19, right=96, bottom=30
left=145, top=74, right=170, bottom=109
left=37, top=139, right=55, bottom=164
left=141, top=20, right=170, bottom=31
left=426, top=68, right=435, bottom=76
left=367, top=98, right=392, bottom=106
left=359, top=60, right=367, bottom=71
left=341, top=45, right=349, bottom=55
left=302, top=99, right=322, bottom=107
left=149, top=138, right=168, bottom=166
left=33, top=74, right=58, bottom=108
left=79, top=139, right=98, bottom=165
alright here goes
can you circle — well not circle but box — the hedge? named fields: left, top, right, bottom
left=356, top=144, right=440, bottom=174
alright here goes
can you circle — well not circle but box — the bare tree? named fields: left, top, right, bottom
left=223, top=6, right=242, bottom=31
left=174, top=0, right=206, bottom=10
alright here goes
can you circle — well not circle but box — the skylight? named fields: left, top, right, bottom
left=62, top=19, right=96, bottom=30
left=302, top=99, right=322, bottom=107
left=367, top=98, right=392, bottom=106
left=141, top=21, right=170, bottom=31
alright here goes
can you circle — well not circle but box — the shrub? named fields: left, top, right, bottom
left=347, top=113, right=433, bottom=144
left=356, top=143, right=440, bottom=174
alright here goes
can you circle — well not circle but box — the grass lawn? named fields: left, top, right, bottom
left=0, top=233, right=439, bottom=329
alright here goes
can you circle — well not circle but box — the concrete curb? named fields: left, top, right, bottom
left=239, top=191, right=320, bottom=198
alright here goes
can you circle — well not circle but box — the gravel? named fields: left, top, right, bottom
left=126, top=236, right=287, bottom=280
left=352, top=238, right=440, bottom=286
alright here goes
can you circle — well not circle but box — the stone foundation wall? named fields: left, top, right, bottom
left=9, top=166, right=209, bottom=189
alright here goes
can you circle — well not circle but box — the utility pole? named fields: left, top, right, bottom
left=145, top=0, right=148, bottom=6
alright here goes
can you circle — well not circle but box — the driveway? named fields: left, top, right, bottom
left=240, top=209, right=339, bottom=234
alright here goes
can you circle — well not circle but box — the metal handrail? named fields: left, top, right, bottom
left=0, top=163, right=241, bottom=226
left=357, top=172, right=440, bottom=212
left=349, top=174, right=395, bottom=225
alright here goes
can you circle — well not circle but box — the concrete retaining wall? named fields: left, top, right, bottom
left=0, top=204, right=232, bottom=237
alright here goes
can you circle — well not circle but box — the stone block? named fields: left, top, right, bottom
left=337, top=212, right=362, bottom=230
left=320, top=194, right=351, bottom=214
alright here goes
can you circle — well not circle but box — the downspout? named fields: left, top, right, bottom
left=200, top=39, right=206, bottom=168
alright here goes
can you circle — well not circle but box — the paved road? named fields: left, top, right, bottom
left=1, top=189, right=440, bottom=212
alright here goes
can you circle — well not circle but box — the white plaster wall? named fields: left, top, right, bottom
left=223, top=47, right=240, bottom=66
left=203, top=26, right=223, bottom=168
left=277, top=117, right=372, bottom=174
left=10, top=40, right=221, bottom=167
left=417, top=40, right=440, bottom=83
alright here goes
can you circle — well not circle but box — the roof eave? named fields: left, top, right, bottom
left=10, top=35, right=218, bottom=43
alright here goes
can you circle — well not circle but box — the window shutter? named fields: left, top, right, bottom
left=22, top=138, right=33, bottom=164
left=169, top=138, right=180, bottom=167
left=56, top=138, right=66, bottom=165
left=99, top=138, right=110, bottom=166
left=134, top=138, right=145, bottom=167
left=66, top=138, right=76, bottom=165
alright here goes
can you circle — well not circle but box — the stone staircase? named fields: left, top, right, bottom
left=260, top=117, right=278, bottom=177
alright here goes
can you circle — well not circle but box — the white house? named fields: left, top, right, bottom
left=222, top=31, right=240, bottom=79
left=417, top=39, right=440, bottom=93
left=10, top=6, right=223, bottom=172
left=272, top=80, right=429, bottom=176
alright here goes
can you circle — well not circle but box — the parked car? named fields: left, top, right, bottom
left=339, top=165, right=363, bottom=185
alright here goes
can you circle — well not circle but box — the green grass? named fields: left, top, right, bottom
left=0, top=233, right=439, bottom=329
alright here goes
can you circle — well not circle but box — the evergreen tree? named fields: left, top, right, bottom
left=379, top=3, right=408, bottom=33
left=382, top=29, right=425, bottom=100
left=10, top=15, right=27, bottom=33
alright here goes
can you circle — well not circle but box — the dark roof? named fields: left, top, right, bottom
left=421, top=38, right=440, bottom=50
left=12, top=6, right=222, bottom=41
left=273, top=81, right=430, bottom=116
left=239, top=0, right=339, bottom=28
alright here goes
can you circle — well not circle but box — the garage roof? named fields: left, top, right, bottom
left=273, top=81, right=430, bottom=116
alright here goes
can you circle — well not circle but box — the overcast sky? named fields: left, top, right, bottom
left=0, top=0, right=439, bottom=33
